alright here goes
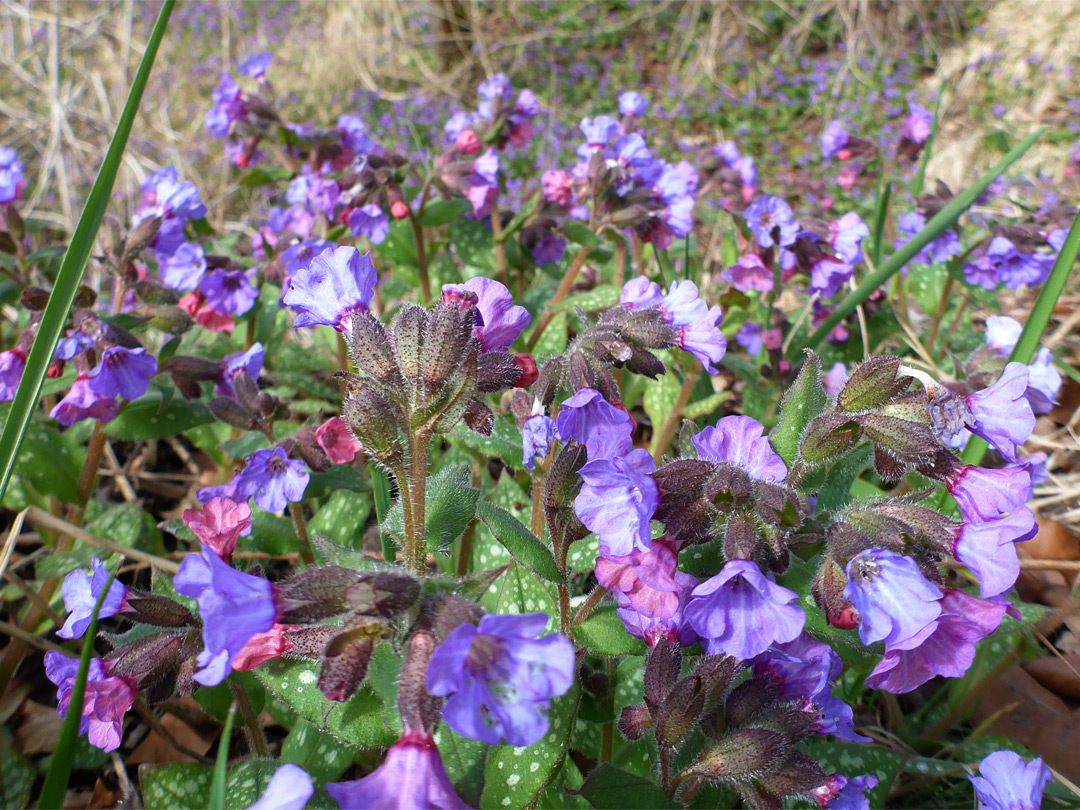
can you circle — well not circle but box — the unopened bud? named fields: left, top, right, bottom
left=342, top=381, right=405, bottom=462
left=618, top=704, right=653, bottom=740
left=754, top=752, right=829, bottom=799
left=423, top=305, right=475, bottom=391
left=131, top=280, right=181, bottom=306
left=347, top=311, right=405, bottom=390
left=392, top=304, right=429, bottom=382
left=856, top=413, right=939, bottom=462
left=4, top=205, right=26, bottom=243
left=810, top=556, right=850, bottom=625
left=706, top=463, right=753, bottom=506
left=319, top=629, right=376, bottom=702
left=825, top=520, right=873, bottom=559
left=511, top=353, right=538, bottom=388
left=164, top=355, right=224, bottom=380
left=145, top=305, right=194, bottom=335
left=106, top=631, right=197, bottom=689
left=391, top=200, right=410, bottom=220
left=655, top=674, right=706, bottom=747
left=836, top=356, right=911, bottom=412
left=724, top=676, right=777, bottom=728
left=644, top=636, right=681, bottom=713
left=346, top=571, right=421, bottom=618
left=477, top=351, right=521, bottom=393
left=21, top=287, right=51, bottom=310
left=73, top=286, right=98, bottom=310
left=282, top=625, right=338, bottom=659
left=723, top=513, right=760, bottom=562
left=276, top=566, right=365, bottom=623
left=455, top=129, right=482, bottom=155
left=121, top=592, right=196, bottom=627
left=208, top=396, right=256, bottom=430
left=678, top=728, right=790, bottom=784
left=422, top=593, right=484, bottom=641
left=873, top=445, right=907, bottom=481
left=123, top=215, right=163, bottom=258
left=799, top=413, right=859, bottom=465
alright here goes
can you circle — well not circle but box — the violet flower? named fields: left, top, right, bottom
left=233, top=447, right=311, bottom=513
left=947, top=464, right=1033, bottom=524
left=238, top=52, right=272, bottom=79
left=902, top=104, right=933, bottom=144
left=969, top=750, right=1051, bottom=810
left=894, top=211, right=960, bottom=265
left=555, top=387, right=633, bottom=459
left=50, top=376, right=120, bottom=426
left=327, top=732, right=470, bottom=810
left=338, top=114, right=375, bottom=155
left=677, top=306, right=727, bottom=374
left=135, top=166, right=205, bottom=225
left=442, top=276, right=530, bottom=352
left=574, top=449, right=659, bottom=557
left=58, top=558, right=127, bottom=640
left=200, top=269, right=259, bottom=316
left=205, top=73, right=247, bottom=138
left=964, top=362, right=1036, bottom=461
left=736, top=323, right=764, bottom=355
left=744, top=195, right=799, bottom=248
left=1026, top=348, right=1061, bottom=414
left=88, top=346, right=157, bottom=402
left=691, top=415, right=787, bottom=481
left=348, top=203, right=390, bottom=244
left=830, top=212, right=870, bottom=265
left=0, top=146, right=25, bottom=204
left=619, top=276, right=663, bottom=309
left=685, top=559, right=805, bottom=659
left=579, top=115, right=619, bottom=150
left=245, top=764, right=313, bottom=810
left=215, top=342, right=265, bottom=398
left=820, top=121, right=850, bottom=160
left=619, top=90, right=648, bottom=117
left=823, top=362, right=849, bottom=398
left=522, top=411, right=557, bottom=471
left=283, top=246, right=378, bottom=332
left=159, top=241, right=207, bottom=290
left=0, top=349, right=26, bottom=401
left=866, top=589, right=1005, bottom=694
left=953, top=507, right=1038, bottom=597
left=843, top=548, right=942, bottom=646
left=426, top=612, right=574, bottom=747
left=174, top=548, right=277, bottom=686
left=531, top=234, right=566, bottom=266
left=817, top=774, right=879, bottom=810
left=45, top=652, right=136, bottom=752
left=985, top=316, right=1023, bottom=355
left=724, top=254, right=774, bottom=293
left=810, top=256, right=854, bottom=298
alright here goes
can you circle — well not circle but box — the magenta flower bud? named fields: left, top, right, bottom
left=283, top=246, right=378, bottom=333
left=969, top=750, right=1051, bottom=810
left=426, top=613, right=574, bottom=747
left=541, top=169, right=573, bottom=206
left=843, top=548, right=942, bottom=646
left=692, top=415, right=787, bottom=481
left=574, top=448, right=659, bottom=557
left=685, top=560, right=805, bottom=660
left=183, top=497, right=252, bottom=560
left=455, top=128, right=482, bottom=155
left=174, top=549, right=276, bottom=686
left=946, top=464, right=1032, bottom=524
left=58, top=558, right=127, bottom=640
left=327, top=732, right=471, bottom=809
left=45, top=652, right=136, bottom=752
left=316, top=416, right=363, bottom=465
left=245, top=764, right=313, bottom=810
left=952, top=507, right=1038, bottom=597
left=813, top=774, right=878, bottom=809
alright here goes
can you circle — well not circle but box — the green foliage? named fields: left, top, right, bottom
left=450, top=417, right=525, bottom=469
left=769, top=352, right=826, bottom=466
left=140, top=762, right=213, bottom=810
left=281, top=719, right=356, bottom=784
left=105, top=391, right=214, bottom=441
left=474, top=500, right=562, bottom=582
left=571, top=764, right=678, bottom=809
left=383, top=464, right=479, bottom=551
left=571, top=604, right=647, bottom=656
left=309, top=489, right=372, bottom=549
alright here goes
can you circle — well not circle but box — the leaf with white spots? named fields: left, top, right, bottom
left=309, top=489, right=372, bottom=549
left=475, top=500, right=562, bottom=582
left=479, top=685, right=580, bottom=810
left=435, top=722, right=487, bottom=808
left=483, top=562, right=557, bottom=627
left=799, top=741, right=904, bottom=807
left=139, top=763, right=212, bottom=810
left=281, top=719, right=357, bottom=784
left=105, top=390, right=214, bottom=441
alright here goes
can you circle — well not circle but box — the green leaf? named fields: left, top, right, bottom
left=798, top=128, right=1045, bottom=357
left=474, top=500, right=562, bottom=582
left=870, top=178, right=892, bottom=268
left=479, top=685, right=580, bottom=810
left=140, top=763, right=213, bottom=810
left=254, top=658, right=397, bottom=748
left=570, top=763, right=678, bottom=809
left=239, top=167, right=295, bottom=188
left=0, top=0, right=175, bottom=508
left=310, top=533, right=385, bottom=571
left=682, top=391, right=732, bottom=420
left=281, top=719, right=356, bottom=784
left=419, top=198, right=470, bottom=227
left=564, top=219, right=601, bottom=248
left=304, top=465, right=369, bottom=499
left=815, top=443, right=874, bottom=512
left=769, top=352, right=826, bottom=466
left=495, top=192, right=540, bottom=243
left=1, top=749, right=34, bottom=810
left=383, top=465, right=478, bottom=551
left=644, top=354, right=681, bottom=456
left=555, top=285, right=621, bottom=313
left=14, top=420, right=84, bottom=502
left=449, top=417, right=525, bottom=469
left=219, top=432, right=271, bottom=459
left=436, top=723, right=486, bottom=808
left=484, top=562, right=558, bottom=622
left=534, top=312, right=568, bottom=359
left=450, top=217, right=498, bottom=273
left=309, top=489, right=372, bottom=550
left=571, top=604, right=647, bottom=655
left=86, top=502, right=165, bottom=555
left=799, top=741, right=903, bottom=807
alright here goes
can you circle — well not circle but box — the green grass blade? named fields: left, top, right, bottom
left=912, top=89, right=944, bottom=197
left=210, top=701, right=239, bottom=810
left=959, top=210, right=1080, bottom=467
left=870, top=178, right=892, bottom=268
left=0, top=0, right=175, bottom=506
left=37, top=566, right=120, bottom=810
left=796, top=127, right=1044, bottom=359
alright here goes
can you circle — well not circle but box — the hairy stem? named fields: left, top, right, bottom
left=231, top=682, right=270, bottom=758
left=570, top=585, right=608, bottom=627
left=405, top=431, right=431, bottom=576
left=288, top=502, right=313, bottom=565
left=407, top=210, right=431, bottom=303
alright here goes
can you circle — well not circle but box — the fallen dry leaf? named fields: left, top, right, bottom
left=127, top=709, right=213, bottom=765
left=16, top=700, right=63, bottom=755
left=1024, top=654, right=1080, bottom=701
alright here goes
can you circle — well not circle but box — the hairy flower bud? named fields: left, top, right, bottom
left=319, top=629, right=377, bottom=703
left=275, top=566, right=365, bottom=624
left=208, top=396, right=256, bottom=430
left=644, top=636, right=681, bottom=713
left=106, top=631, right=197, bottom=692
left=283, top=625, right=339, bottom=659
left=347, top=311, right=406, bottom=391
left=346, top=571, right=421, bottom=618
left=754, top=752, right=830, bottom=799
left=837, top=356, right=911, bottom=412
left=145, top=305, right=194, bottom=335
left=799, top=413, right=859, bottom=465
left=678, top=728, right=791, bottom=785
left=123, top=215, right=163, bottom=258
left=724, top=676, right=778, bottom=729
left=618, top=703, right=653, bottom=740
left=21, top=287, right=51, bottom=310
left=655, top=673, right=706, bottom=747
left=810, top=556, right=852, bottom=629
left=343, top=382, right=405, bottom=462
left=121, top=592, right=196, bottom=628
left=856, top=413, right=940, bottom=462
left=723, top=513, right=760, bottom=562
left=392, top=304, right=428, bottom=382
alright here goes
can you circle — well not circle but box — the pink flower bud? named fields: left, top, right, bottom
left=455, top=128, right=482, bottom=155
left=390, top=200, right=409, bottom=220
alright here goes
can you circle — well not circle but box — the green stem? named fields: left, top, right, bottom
left=288, top=502, right=313, bottom=565
left=405, top=431, right=431, bottom=576
left=230, top=682, right=269, bottom=758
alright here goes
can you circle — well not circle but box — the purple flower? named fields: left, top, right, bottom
left=902, top=104, right=933, bottom=144
left=0, top=146, right=25, bottom=204
left=579, top=115, right=619, bottom=149
left=820, top=121, right=850, bottom=160
left=677, top=306, right=726, bottom=374
left=158, top=241, right=207, bottom=290
left=444, top=111, right=473, bottom=142
left=174, top=548, right=276, bottom=686
left=818, top=774, right=879, bottom=810
left=619, top=276, right=663, bottom=309
left=574, top=449, right=659, bottom=557
left=599, top=540, right=699, bottom=647
left=895, top=211, right=960, bottom=265
left=1026, top=348, right=1061, bottom=414
left=88, top=346, right=157, bottom=402
left=685, top=560, right=805, bottom=659
left=866, top=589, right=1005, bottom=693
left=969, top=750, right=1051, bottom=810
left=445, top=276, right=530, bottom=351
left=338, top=115, right=375, bottom=155
left=823, top=362, right=849, bottom=398
left=51, top=376, right=120, bottom=426
left=136, top=167, right=206, bottom=223
left=724, top=253, right=774, bottom=293
left=283, top=246, right=378, bottom=332
left=327, top=732, right=470, bottom=810
left=531, top=234, right=566, bottom=266
left=246, top=764, right=313, bottom=810
left=287, top=172, right=340, bottom=219
left=985, top=315, right=1022, bottom=355
left=45, top=652, right=136, bottom=752
left=809, top=257, right=854, bottom=298
left=830, top=213, right=870, bottom=265
left=522, top=411, right=557, bottom=471
left=0, top=349, right=26, bottom=400
left=477, top=73, right=513, bottom=113
left=744, top=195, right=799, bottom=249
left=426, top=613, right=574, bottom=747
left=238, top=52, right=272, bottom=79
left=844, top=549, right=942, bottom=646
left=964, top=363, right=1035, bottom=461
left=619, top=91, right=648, bottom=116
left=58, top=558, right=127, bottom=640
left=947, top=464, right=1032, bottom=524
left=348, top=203, right=390, bottom=244
left=206, top=73, right=247, bottom=138
left=736, top=323, right=764, bottom=355
left=616, top=571, right=699, bottom=648
left=692, top=416, right=787, bottom=481
left=200, top=269, right=258, bottom=317
left=234, top=447, right=311, bottom=513
left=556, top=388, right=634, bottom=459
left=215, top=343, right=265, bottom=398
left=953, top=507, right=1038, bottom=597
